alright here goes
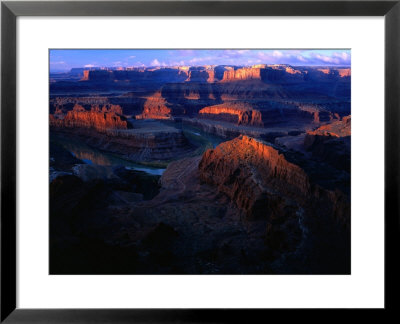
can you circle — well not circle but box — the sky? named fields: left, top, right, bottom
left=50, top=49, right=351, bottom=72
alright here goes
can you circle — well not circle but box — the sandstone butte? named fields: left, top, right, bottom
left=199, top=135, right=310, bottom=218
left=136, top=92, right=172, bottom=120
left=185, top=69, right=215, bottom=83
left=285, top=66, right=302, bottom=75
left=206, top=69, right=215, bottom=83
left=307, top=115, right=351, bottom=138
left=199, top=102, right=264, bottom=127
left=81, top=70, right=90, bottom=81
left=221, top=67, right=262, bottom=82
left=50, top=104, right=129, bottom=132
left=298, top=104, right=339, bottom=123
left=184, top=91, right=201, bottom=100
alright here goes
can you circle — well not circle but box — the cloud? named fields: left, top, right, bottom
left=254, top=50, right=350, bottom=66
left=50, top=49, right=350, bottom=70
left=272, top=50, right=284, bottom=58
left=169, top=60, right=186, bottom=66
left=150, top=59, right=166, bottom=67
left=308, top=52, right=351, bottom=65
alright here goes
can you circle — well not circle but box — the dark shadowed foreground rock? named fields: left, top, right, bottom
left=198, top=135, right=350, bottom=272
left=304, top=115, right=351, bottom=172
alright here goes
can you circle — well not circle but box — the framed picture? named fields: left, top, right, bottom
left=1, top=0, right=398, bottom=321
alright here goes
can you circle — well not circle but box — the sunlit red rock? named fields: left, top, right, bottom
left=337, top=68, right=351, bottom=77
left=306, top=115, right=351, bottom=138
left=199, top=102, right=264, bottom=127
left=185, top=68, right=216, bottom=83
left=285, top=66, right=301, bottom=74
left=50, top=104, right=128, bottom=131
left=136, top=92, right=172, bottom=120
left=81, top=70, right=90, bottom=81
left=221, top=67, right=262, bottom=82
left=317, top=68, right=351, bottom=78
left=199, top=135, right=310, bottom=218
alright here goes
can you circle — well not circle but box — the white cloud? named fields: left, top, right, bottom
left=150, top=59, right=166, bottom=66
left=84, top=64, right=97, bottom=68
left=272, top=50, right=284, bottom=58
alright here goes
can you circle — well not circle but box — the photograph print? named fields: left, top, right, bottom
left=49, top=49, right=351, bottom=274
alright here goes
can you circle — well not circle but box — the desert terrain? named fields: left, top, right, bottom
left=50, top=63, right=350, bottom=274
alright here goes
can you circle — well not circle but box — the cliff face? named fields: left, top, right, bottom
left=51, top=118, right=194, bottom=162
left=222, top=67, right=262, bottom=82
left=185, top=69, right=215, bottom=83
left=136, top=92, right=172, bottom=120
left=298, top=104, right=339, bottom=123
left=81, top=70, right=90, bottom=81
left=199, top=135, right=349, bottom=226
left=221, top=65, right=305, bottom=82
left=50, top=104, right=129, bottom=132
left=199, top=135, right=310, bottom=219
left=304, top=116, right=351, bottom=172
left=338, top=68, right=351, bottom=77
left=83, top=68, right=188, bottom=83
left=306, top=115, right=351, bottom=139
left=199, top=103, right=264, bottom=127
left=317, top=68, right=351, bottom=78
left=285, top=66, right=302, bottom=75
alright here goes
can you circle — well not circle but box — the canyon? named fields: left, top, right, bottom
left=49, top=62, right=351, bottom=274
left=199, top=102, right=264, bottom=127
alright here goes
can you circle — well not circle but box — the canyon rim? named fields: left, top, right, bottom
left=49, top=49, right=351, bottom=274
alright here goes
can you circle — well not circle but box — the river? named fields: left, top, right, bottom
left=51, top=134, right=166, bottom=176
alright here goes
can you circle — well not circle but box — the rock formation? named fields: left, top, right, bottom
left=221, top=67, right=262, bottom=82
left=199, top=135, right=310, bottom=219
left=199, top=135, right=349, bottom=227
left=136, top=92, right=172, bottom=120
left=285, top=66, right=302, bottom=75
left=298, top=104, right=339, bottom=123
left=81, top=70, right=90, bottom=81
left=199, top=102, right=264, bottom=127
left=81, top=68, right=188, bottom=83
left=50, top=104, right=129, bottom=132
left=49, top=62, right=352, bottom=275
left=51, top=118, right=194, bottom=162
left=304, top=116, right=351, bottom=172
left=337, top=68, right=351, bottom=77
left=317, top=68, right=351, bottom=78
left=306, top=115, right=351, bottom=138
left=185, top=69, right=216, bottom=83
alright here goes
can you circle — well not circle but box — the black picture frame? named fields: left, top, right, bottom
left=1, top=0, right=399, bottom=322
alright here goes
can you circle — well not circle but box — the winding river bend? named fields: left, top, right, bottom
left=51, top=121, right=226, bottom=177
left=51, top=133, right=166, bottom=176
